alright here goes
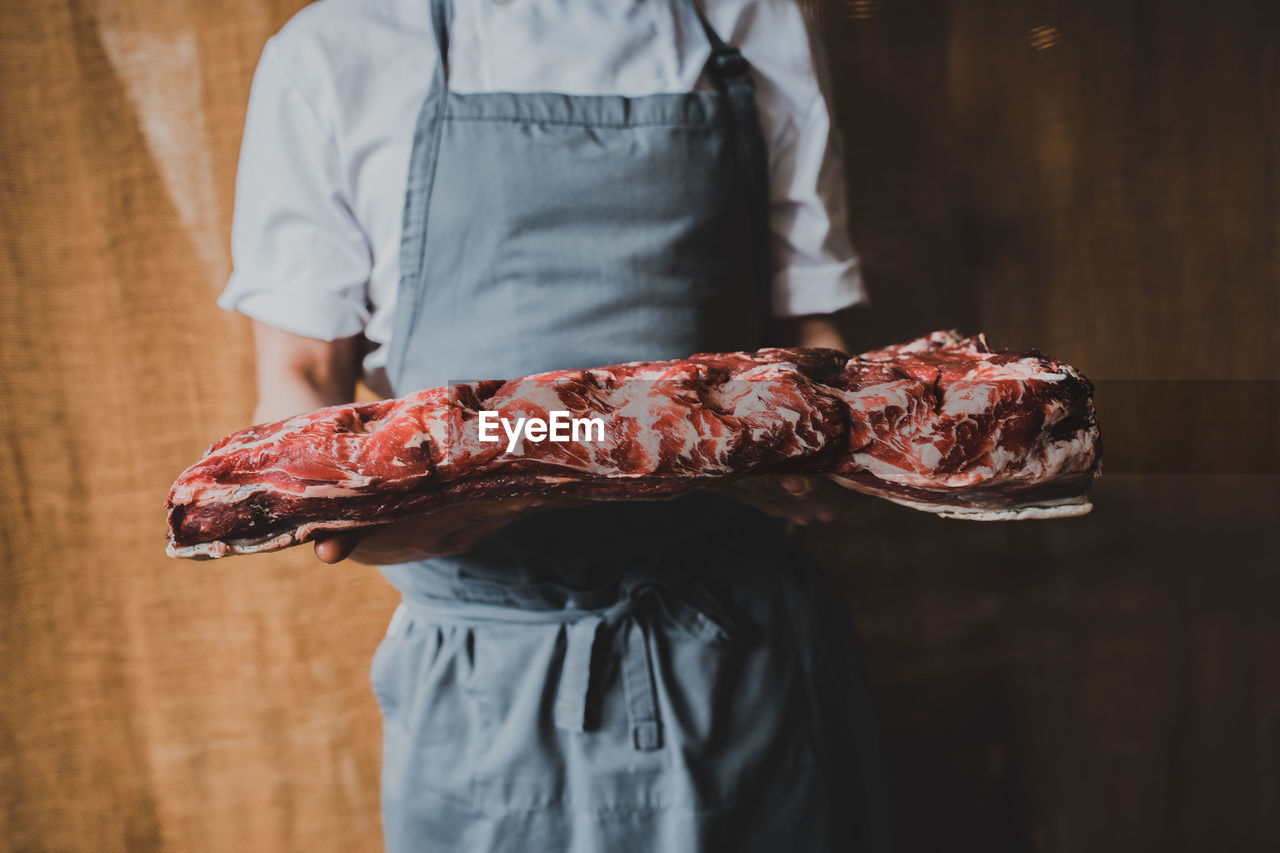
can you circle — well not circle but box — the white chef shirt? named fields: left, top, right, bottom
left=221, top=0, right=866, bottom=385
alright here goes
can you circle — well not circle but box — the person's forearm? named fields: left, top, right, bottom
left=253, top=380, right=353, bottom=425
left=250, top=322, right=363, bottom=423
left=773, top=309, right=854, bottom=353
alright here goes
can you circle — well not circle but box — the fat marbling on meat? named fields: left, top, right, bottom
left=166, top=331, right=1102, bottom=558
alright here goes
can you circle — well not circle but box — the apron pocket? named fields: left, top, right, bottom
left=372, top=608, right=479, bottom=745
left=370, top=603, right=410, bottom=719
left=464, top=611, right=793, bottom=815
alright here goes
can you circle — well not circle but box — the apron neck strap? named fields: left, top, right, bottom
left=690, top=1, right=753, bottom=89
left=426, top=0, right=752, bottom=91
left=428, top=0, right=451, bottom=90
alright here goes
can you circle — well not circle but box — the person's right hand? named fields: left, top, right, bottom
left=311, top=496, right=555, bottom=565
left=712, top=474, right=865, bottom=526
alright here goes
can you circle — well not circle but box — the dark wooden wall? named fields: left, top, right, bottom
left=805, top=2, right=1279, bottom=850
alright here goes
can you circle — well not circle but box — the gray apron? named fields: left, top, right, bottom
left=372, top=0, right=890, bottom=849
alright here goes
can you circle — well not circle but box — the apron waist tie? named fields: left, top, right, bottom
left=399, top=579, right=734, bottom=752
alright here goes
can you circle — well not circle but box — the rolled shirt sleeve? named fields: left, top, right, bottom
left=218, top=38, right=372, bottom=341
left=766, top=54, right=867, bottom=317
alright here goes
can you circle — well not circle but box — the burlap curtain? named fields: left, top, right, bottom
left=1, top=1, right=397, bottom=849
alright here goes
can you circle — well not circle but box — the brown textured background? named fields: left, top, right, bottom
left=0, top=1, right=1275, bottom=851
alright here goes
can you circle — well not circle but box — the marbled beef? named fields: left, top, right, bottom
left=166, top=331, right=1101, bottom=558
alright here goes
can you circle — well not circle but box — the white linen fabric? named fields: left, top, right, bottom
left=220, top=0, right=865, bottom=385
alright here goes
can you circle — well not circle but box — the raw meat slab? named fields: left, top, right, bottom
left=166, top=331, right=1101, bottom=559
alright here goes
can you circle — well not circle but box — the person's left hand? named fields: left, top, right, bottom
left=712, top=474, right=863, bottom=526
left=311, top=495, right=571, bottom=565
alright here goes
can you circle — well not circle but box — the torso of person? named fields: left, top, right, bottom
left=222, top=0, right=864, bottom=395
left=223, top=3, right=890, bottom=849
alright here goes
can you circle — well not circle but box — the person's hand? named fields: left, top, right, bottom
left=712, top=475, right=864, bottom=526
left=312, top=496, right=556, bottom=565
